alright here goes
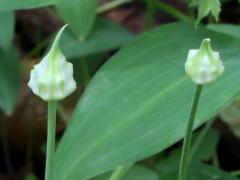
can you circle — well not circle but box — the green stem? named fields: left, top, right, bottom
left=108, top=164, right=132, bottom=180
left=80, top=59, right=91, bottom=86
left=189, top=119, right=214, bottom=161
left=97, top=0, right=132, bottom=14
left=45, top=101, right=57, bottom=180
left=212, top=153, right=219, bottom=168
left=145, top=0, right=156, bottom=29
left=155, top=1, right=193, bottom=22
left=57, top=103, right=69, bottom=124
left=231, top=170, right=240, bottom=177
left=24, top=36, right=51, bottom=60
left=179, top=85, right=203, bottom=180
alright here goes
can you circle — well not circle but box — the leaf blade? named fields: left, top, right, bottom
left=0, top=11, right=14, bottom=50
left=56, top=0, right=97, bottom=40
left=0, top=46, right=20, bottom=115
left=53, top=22, right=240, bottom=179
left=0, top=0, right=71, bottom=10
left=60, top=18, right=134, bottom=58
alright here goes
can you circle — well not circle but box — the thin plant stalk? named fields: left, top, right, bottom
left=97, top=0, right=131, bottom=14
left=145, top=0, right=156, bottom=29
left=231, top=170, right=240, bottom=177
left=155, top=1, right=193, bottom=22
left=45, top=101, right=57, bottom=180
left=213, top=153, right=219, bottom=168
left=108, top=164, right=132, bottom=180
left=179, top=85, right=203, bottom=180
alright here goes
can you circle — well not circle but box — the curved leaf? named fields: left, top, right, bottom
left=53, top=22, right=240, bottom=179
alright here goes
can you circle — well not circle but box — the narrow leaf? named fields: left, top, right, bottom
left=56, top=0, right=97, bottom=40
left=0, top=11, right=14, bottom=50
left=60, top=18, right=134, bottom=58
left=0, top=0, right=74, bottom=10
left=0, top=46, right=20, bottom=115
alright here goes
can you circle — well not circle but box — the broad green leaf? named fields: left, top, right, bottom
left=53, top=22, right=240, bottom=180
left=161, top=163, right=238, bottom=179
left=60, top=18, right=134, bottom=58
left=0, top=0, right=71, bottom=10
left=91, top=165, right=158, bottom=180
left=0, top=47, right=20, bottom=115
left=56, top=0, right=97, bottom=40
left=0, top=11, right=14, bottom=50
left=190, top=0, right=221, bottom=24
left=208, top=24, right=240, bottom=39
left=219, top=101, right=240, bottom=138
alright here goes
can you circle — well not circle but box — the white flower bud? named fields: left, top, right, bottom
left=28, top=25, right=76, bottom=101
left=185, top=38, right=224, bottom=84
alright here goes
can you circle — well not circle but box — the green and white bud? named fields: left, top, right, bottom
left=28, top=25, right=76, bottom=101
left=185, top=38, right=224, bottom=84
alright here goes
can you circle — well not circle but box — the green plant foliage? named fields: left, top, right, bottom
left=190, top=0, right=221, bottom=24
left=24, top=173, right=38, bottom=180
left=91, top=165, right=158, bottom=180
left=161, top=163, right=239, bottom=179
left=60, top=18, right=134, bottom=58
left=156, top=128, right=220, bottom=178
left=190, top=128, right=220, bottom=162
left=219, top=101, right=240, bottom=138
left=56, top=0, right=97, bottom=40
left=70, top=54, right=104, bottom=85
left=52, top=22, right=240, bottom=180
left=208, top=24, right=240, bottom=39
left=0, top=11, right=14, bottom=50
left=0, top=46, right=20, bottom=115
left=0, top=0, right=71, bottom=10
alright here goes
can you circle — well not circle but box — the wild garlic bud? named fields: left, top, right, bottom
left=28, top=25, right=76, bottom=101
left=185, top=38, right=224, bottom=84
